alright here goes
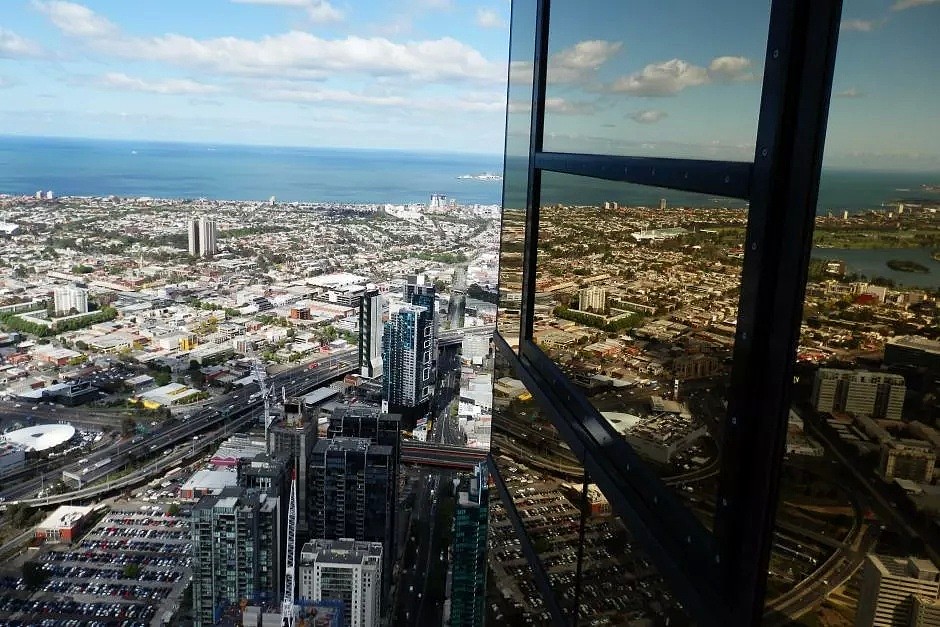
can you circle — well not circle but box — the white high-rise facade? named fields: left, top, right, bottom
left=53, top=286, right=88, bottom=316
left=199, top=216, right=217, bottom=256
left=298, top=539, right=382, bottom=627
left=188, top=217, right=218, bottom=257
left=359, top=288, right=385, bottom=379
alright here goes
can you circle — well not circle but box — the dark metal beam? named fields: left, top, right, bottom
left=518, top=0, right=550, bottom=347
left=487, top=452, right=569, bottom=626
left=505, top=335, right=729, bottom=627
left=715, top=0, right=844, bottom=623
left=535, top=152, right=753, bottom=201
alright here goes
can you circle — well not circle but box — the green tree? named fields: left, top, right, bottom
left=123, top=563, right=141, bottom=579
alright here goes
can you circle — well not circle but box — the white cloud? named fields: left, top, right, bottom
left=708, top=56, right=755, bottom=82
left=629, top=109, right=667, bottom=124
left=610, top=56, right=757, bottom=96
left=841, top=18, right=877, bottom=31
left=892, top=0, right=940, bottom=10
left=550, top=40, right=621, bottom=83
left=259, top=85, right=503, bottom=112
left=34, top=3, right=502, bottom=84
left=834, top=87, right=865, bottom=98
left=31, top=0, right=118, bottom=38
left=96, top=72, right=223, bottom=95
left=611, top=59, right=709, bottom=96
left=476, top=8, right=506, bottom=29
left=0, top=27, right=44, bottom=58
left=230, top=0, right=343, bottom=23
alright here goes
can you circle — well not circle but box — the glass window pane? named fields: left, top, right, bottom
left=498, top=0, right=537, bottom=351
left=532, top=171, right=750, bottom=525
left=541, top=0, right=769, bottom=160
left=491, top=346, right=582, bottom=621
left=769, top=3, right=940, bottom=622
left=491, top=344, right=691, bottom=624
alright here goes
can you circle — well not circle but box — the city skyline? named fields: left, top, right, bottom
left=0, top=1, right=935, bottom=168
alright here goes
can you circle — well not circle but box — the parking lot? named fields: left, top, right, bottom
left=0, top=503, right=192, bottom=626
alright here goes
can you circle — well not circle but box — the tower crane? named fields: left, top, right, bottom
left=281, top=471, right=298, bottom=627
left=250, top=352, right=274, bottom=454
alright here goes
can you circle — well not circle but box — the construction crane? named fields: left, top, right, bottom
left=250, top=352, right=274, bottom=454
left=281, top=472, right=298, bottom=627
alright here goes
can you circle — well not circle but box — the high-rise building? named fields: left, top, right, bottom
left=200, top=216, right=217, bottom=256
left=309, top=438, right=395, bottom=552
left=359, top=288, right=385, bottom=379
left=382, top=303, right=434, bottom=427
left=191, top=486, right=282, bottom=626
left=188, top=218, right=200, bottom=256
left=267, top=405, right=317, bottom=542
left=856, top=555, right=940, bottom=627
left=450, top=462, right=489, bottom=627
left=53, top=286, right=88, bottom=317
left=578, top=286, right=607, bottom=313
left=327, top=405, right=401, bottom=592
left=188, top=216, right=218, bottom=257
left=811, top=368, right=906, bottom=420
left=298, top=538, right=383, bottom=627
left=911, top=596, right=940, bottom=627
left=660, top=198, right=667, bottom=211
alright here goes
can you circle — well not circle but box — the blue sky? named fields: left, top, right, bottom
left=0, top=0, right=938, bottom=168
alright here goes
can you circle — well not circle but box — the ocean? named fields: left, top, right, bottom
left=0, top=136, right=504, bottom=206
left=1, top=135, right=938, bottom=212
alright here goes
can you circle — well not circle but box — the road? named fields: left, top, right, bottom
left=1, top=349, right=356, bottom=506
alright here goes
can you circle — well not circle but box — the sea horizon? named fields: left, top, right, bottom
left=1, top=134, right=938, bottom=211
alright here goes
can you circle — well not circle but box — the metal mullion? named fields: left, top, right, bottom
left=535, top=152, right=753, bottom=201
left=487, top=453, right=569, bottom=626
left=518, top=0, right=551, bottom=349
left=715, top=0, right=844, bottom=623
left=505, top=335, right=728, bottom=626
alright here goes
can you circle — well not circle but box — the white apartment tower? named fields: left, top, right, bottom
left=578, top=286, right=607, bottom=313
left=188, top=216, right=218, bottom=257
left=53, top=286, right=88, bottom=316
left=855, top=555, right=940, bottom=627
left=298, top=539, right=382, bottom=627
left=811, top=368, right=906, bottom=421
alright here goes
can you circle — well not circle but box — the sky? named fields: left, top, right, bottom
left=0, top=0, right=938, bottom=168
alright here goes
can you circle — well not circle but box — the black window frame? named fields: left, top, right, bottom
left=492, top=0, right=845, bottom=624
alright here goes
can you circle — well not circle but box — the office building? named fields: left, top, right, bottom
left=188, top=216, right=218, bottom=257
left=327, top=405, right=401, bottom=592
left=382, top=303, right=434, bottom=428
left=812, top=368, right=906, bottom=420
left=267, top=408, right=317, bottom=542
left=53, top=286, right=88, bottom=316
left=578, top=286, right=607, bottom=313
left=880, top=440, right=937, bottom=483
left=359, top=288, right=385, bottom=379
left=885, top=336, right=940, bottom=372
left=911, top=596, right=940, bottom=627
left=298, top=538, right=382, bottom=627
left=309, top=437, right=395, bottom=557
left=191, top=487, right=282, bottom=626
left=855, top=555, right=940, bottom=627
left=450, top=462, right=489, bottom=627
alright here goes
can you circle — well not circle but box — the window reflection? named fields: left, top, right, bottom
left=541, top=0, right=768, bottom=160
left=497, top=0, right=537, bottom=351
left=531, top=171, right=749, bottom=524
left=766, top=0, right=940, bottom=620
left=490, top=345, right=688, bottom=624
